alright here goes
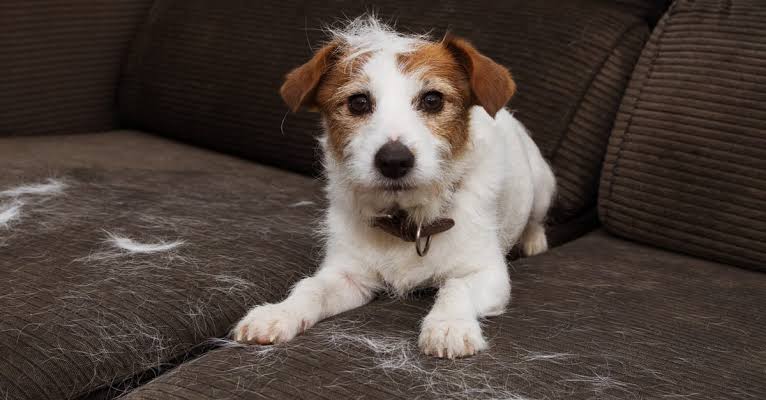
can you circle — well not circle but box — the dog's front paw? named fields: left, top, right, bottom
left=419, top=316, right=487, bottom=359
left=232, top=303, right=310, bottom=345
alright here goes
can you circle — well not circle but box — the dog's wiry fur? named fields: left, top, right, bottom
left=234, top=16, right=556, bottom=358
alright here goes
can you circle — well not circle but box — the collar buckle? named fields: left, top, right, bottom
left=414, top=222, right=432, bottom=257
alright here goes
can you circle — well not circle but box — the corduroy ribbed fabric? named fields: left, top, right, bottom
left=0, top=132, right=614, bottom=400
left=0, top=132, right=324, bottom=400
left=0, top=1, right=153, bottom=136
left=599, top=0, right=766, bottom=271
left=118, top=0, right=650, bottom=223
left=123, top=231, right=766, bottom=400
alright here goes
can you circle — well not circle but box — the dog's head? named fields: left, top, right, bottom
left=281, top=17, right=515, bottom=219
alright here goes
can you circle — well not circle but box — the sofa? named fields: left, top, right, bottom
left=1, top=0, right=764, bottom=399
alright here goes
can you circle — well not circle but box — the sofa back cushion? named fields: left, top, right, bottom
left=119, top=0, right=651, bottom=223
left=0, top=1, right=153, bottom=136
left=599, top=0, right=766, bottom=270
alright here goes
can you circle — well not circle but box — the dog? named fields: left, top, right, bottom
left=233, top=16, right=556, bottom=358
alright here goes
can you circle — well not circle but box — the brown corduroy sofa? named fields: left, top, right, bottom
left=1, top=1, right=764, bottom=399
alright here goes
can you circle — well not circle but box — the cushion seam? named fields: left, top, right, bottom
left=602, top=2, right=679, bottom=226
left=549, top=20, right=648, bottom=221
left=549, top=19, right=647, bottom=162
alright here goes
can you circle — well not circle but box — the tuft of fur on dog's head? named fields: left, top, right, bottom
left=280, top=16, right=515, bottom=223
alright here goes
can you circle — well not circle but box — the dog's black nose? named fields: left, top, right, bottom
left=374, top=141, right=415, bottom=179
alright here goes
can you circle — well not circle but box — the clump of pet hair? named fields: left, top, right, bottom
left=0, top=200, right=23, bottom=227
left=105, top=232, right=185, bottom=254
left=0, top=178, right=66, bottom=197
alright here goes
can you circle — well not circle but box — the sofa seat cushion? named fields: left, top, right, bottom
left=0, top=131, right=323, bottom=399
left=123, top=231, right=766, bottom=400
left=119, top=0, right=651, bottom=224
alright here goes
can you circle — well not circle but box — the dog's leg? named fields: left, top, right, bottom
left=520, top=132, right=556, bottom=257
left=419, top=259, right=510, bottom=358
left=233, top=254, right=379, bottom=344
left=520, top=221, right=548, bottom=257
left=520, top=178, right=552, bottom=256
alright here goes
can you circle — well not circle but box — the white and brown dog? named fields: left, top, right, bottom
left=234, top=17, right=556, bottom=358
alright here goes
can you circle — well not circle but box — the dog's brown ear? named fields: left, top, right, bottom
left=443, top=34, right=515, bottom=118
left=280, top=43, right=338, bottom=112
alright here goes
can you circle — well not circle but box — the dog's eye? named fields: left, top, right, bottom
left=420, top=91, right=444, bottom=113
left=348, top=94, right=372, bottom=115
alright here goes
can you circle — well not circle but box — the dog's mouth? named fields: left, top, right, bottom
left=377, top=182, right=416, bottom=193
